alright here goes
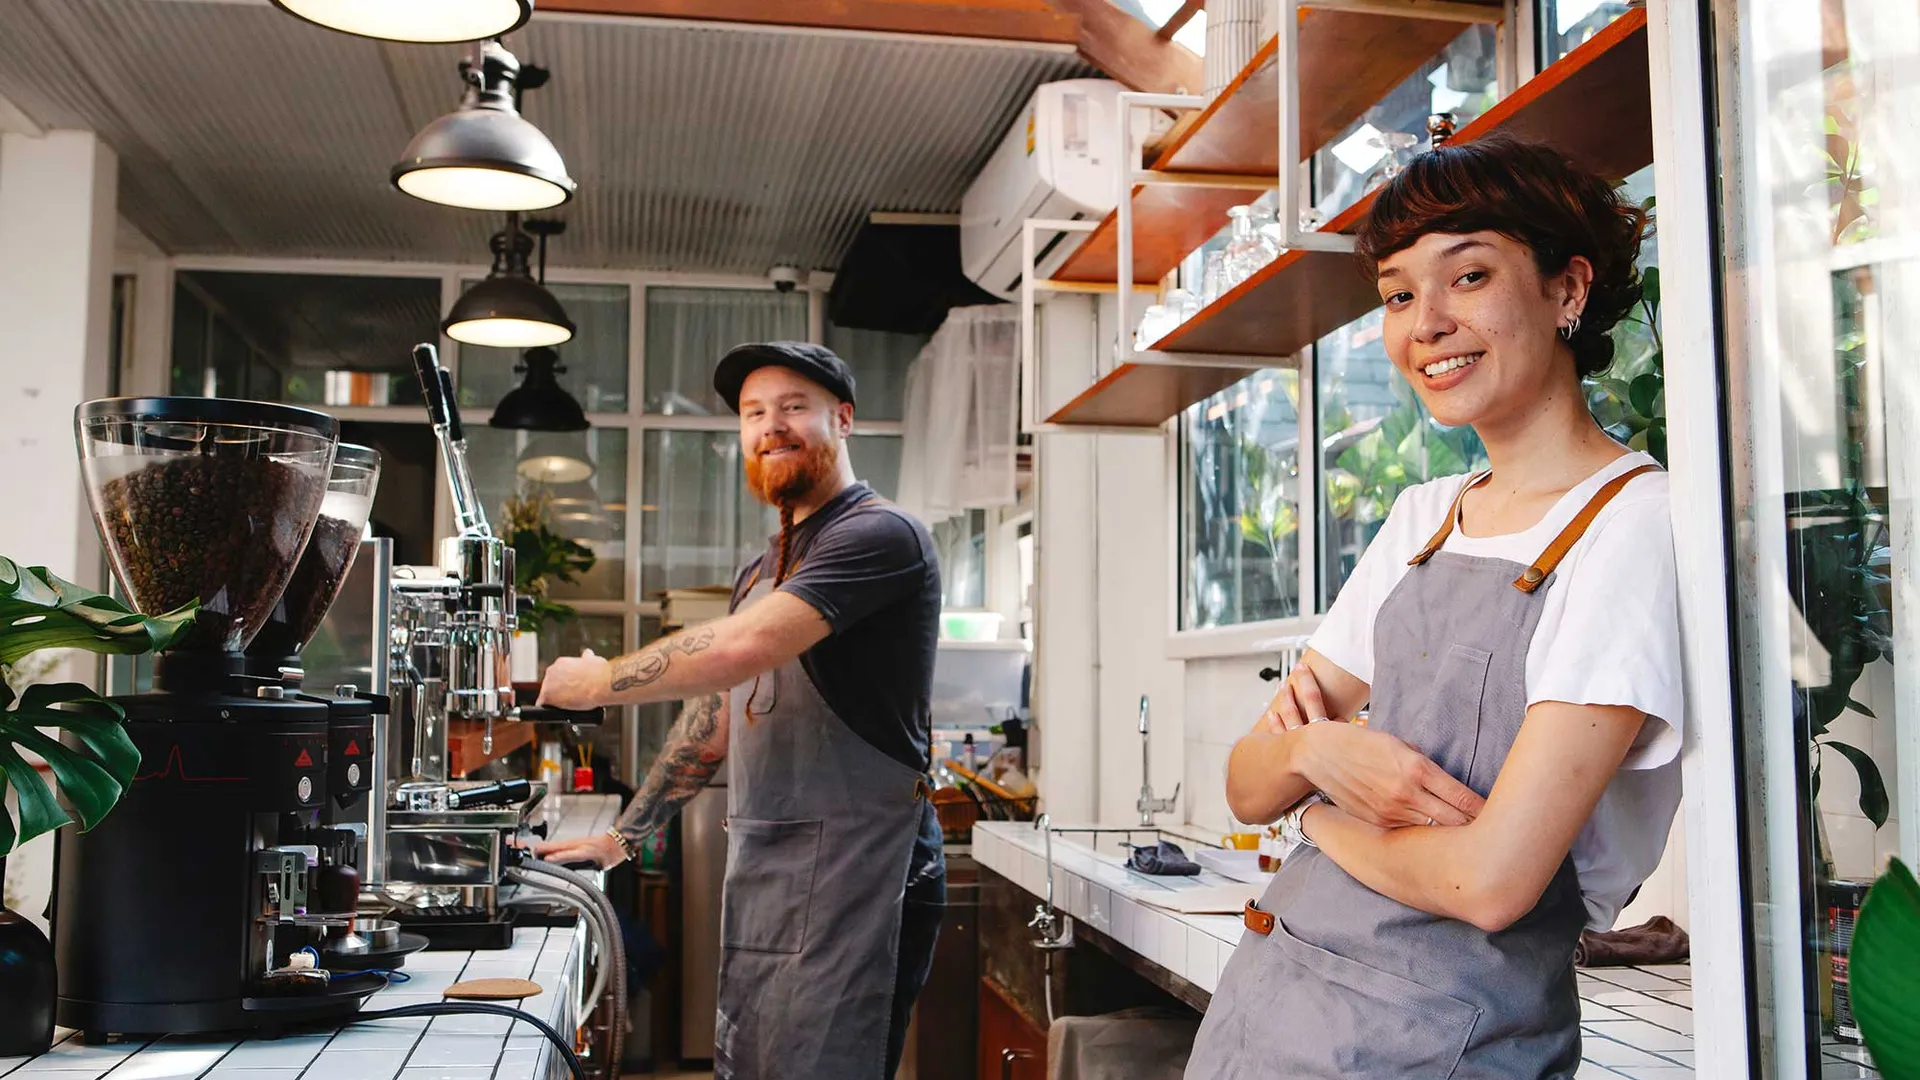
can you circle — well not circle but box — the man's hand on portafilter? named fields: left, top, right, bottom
left=538, top=649, right=611, bottom=711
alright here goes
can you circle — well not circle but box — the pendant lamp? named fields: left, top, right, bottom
left=270, top=0, right=531, bottom=43
left=444, top=213, right=575, bottom=348
left=393, top=41, right=575, bottom=212
left=490, top=346, right=589, bottom=431
left=517, top=435, right=596, bottom=485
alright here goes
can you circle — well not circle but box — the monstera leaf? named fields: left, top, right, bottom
left=0, top=555, right=196, bottom=855
left=0, top=557, right=197, bottom=664
left=0, top=681, right=136, bottom=856
left=1853, top=858, right=1920, bottom=1078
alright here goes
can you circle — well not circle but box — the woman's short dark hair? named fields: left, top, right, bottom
left=1355, top=135, right=1648, bottom=379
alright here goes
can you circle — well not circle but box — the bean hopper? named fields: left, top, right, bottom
left=54, top=397, right=385, bottom=1038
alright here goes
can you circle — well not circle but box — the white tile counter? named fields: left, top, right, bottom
left=971, top=820, right=1245, bottom=998
left=0, top=794, right=622, bottom=1080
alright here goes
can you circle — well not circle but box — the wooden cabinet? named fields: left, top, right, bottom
left=978, top=976, right=1047, bottom=1080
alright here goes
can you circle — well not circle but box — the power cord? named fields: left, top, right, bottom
left=345, top=1001, right=586, bottom=1080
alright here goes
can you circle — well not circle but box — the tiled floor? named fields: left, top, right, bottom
left=1576, top=963, right=1882, bottom=1079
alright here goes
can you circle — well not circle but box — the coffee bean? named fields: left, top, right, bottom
left=248, top=513, right=364, bottom=661
left=98, top=457, right=327, bottom=652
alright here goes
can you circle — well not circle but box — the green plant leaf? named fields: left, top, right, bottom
left=1827, top=739, right=1891, bottom=828
left=0, top=680, right=138, bottom=855
left=0, top=557, right=197, bottom=665
left=0, top=742, right=69, bottom=847
left=1640, top=267, right=1660, bottom=305
left=1850, top=697, right=1879, bottom=719
left=1852, top=859, right=1920, bottom=1079
left=1629, top=373, right=1664, bottom=419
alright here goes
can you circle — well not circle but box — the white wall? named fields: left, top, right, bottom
left=0, top=129, right=119, bottom=932
left=1030, top=293, right=1184, bottom=825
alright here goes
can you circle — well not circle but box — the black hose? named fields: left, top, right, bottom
left=348, top=1001, right=584, bottom=1080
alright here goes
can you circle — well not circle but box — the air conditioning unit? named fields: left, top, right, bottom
left=962, top=79, right=1158, bottom=301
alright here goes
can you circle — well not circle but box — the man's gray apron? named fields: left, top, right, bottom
left=1187, top=463, right=1658, bottom=1080
left=713, top=507, right=928, bottom=1080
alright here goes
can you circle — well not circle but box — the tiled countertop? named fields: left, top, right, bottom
left=1, top=794, right=622, bottom=1080
left=973, top=820, right=1728, bottom=1079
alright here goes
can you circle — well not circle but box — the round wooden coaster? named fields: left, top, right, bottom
left=444, top=977, right=544, bottom=1000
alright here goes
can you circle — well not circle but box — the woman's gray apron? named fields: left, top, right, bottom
left=712, top=510, right=928, bottom=1080
left=1187, top=464, right=1657, bottom=1080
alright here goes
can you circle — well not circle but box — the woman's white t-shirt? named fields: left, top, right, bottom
left=1308, top=451, right=1683, bottom=930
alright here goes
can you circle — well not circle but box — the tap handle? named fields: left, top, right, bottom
left=414, top=343, right=450, bottom=428
left=1138, top=694, right=1150, bottom=734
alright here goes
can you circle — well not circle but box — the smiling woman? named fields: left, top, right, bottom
left=1188, top=137, right=1680, bottom=1079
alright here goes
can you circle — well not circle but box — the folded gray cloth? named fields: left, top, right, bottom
left=1123, top=840, right=1200, bottom=876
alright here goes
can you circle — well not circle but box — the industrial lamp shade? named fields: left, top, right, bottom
left=517, top=435, right=595, bottom=485
left=269, top=0, right=532, bottom=43
left=444, top=216, right=576, bottom=348
left=392, top=41, right=575, bottom=212
left=490, top=347, right=589, bottom=431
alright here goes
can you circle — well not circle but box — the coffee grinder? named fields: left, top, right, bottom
left=53, top=397, right=381, bottom=1038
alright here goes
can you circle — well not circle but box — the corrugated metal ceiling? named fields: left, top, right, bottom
left=0, top=0, right=1090, bottom=272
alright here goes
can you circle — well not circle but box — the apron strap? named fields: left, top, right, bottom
left=1408, top=470, right=1493, bottom=566
left=1243, top=900, right=1275, bottom=936
left=1512, top=463, right=1662, bottom=593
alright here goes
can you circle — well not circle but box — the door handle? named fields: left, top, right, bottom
left=1002, top=1047, right=1037, bottom=1080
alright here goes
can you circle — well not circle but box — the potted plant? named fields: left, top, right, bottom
left=499, top=489, right=596, bottom=682
left=0, top=556, right=194, bottom=1054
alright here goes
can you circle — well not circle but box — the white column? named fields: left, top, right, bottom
left=0, top=130, right=118, bottom=597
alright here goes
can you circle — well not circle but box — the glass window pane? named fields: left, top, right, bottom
left=1539, top=0, right=1635, bottom=68
left=824, top=318, right=926, bottom=422
left=535, top=613, right=626, bottom=668
left=1180, top=370, right=1303, bottom=629
left=1311, top=24, right=1499, bottom=223
left=640, top=430, right=776, bottom=599
left=467, top=427, right=629, bottom=603
left=169, top=271, right=440, bottom=406
left=457, top=281, right=630, bottom=413
left=643, top=288, right=808, bottom=415
left=1317, top=311, right=1489, bottom=608
left=850, top=434, right=903, bottom=500
left=1720, top=0, right=1914, bottom=1073
left=933, top=510, right=988, bottom=609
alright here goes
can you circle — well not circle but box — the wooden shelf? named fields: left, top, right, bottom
left=449, top=718, right=537, bottom=778
left=1050, top=6, right=1486, bottom=286
left=1044, top=7, right=1652, bottom=428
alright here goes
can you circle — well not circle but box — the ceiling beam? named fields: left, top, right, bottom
left=538, top=0, right=1083, bottom=45
left=1039, top=0, right=1202, bottom=93
left=1155, top=0, right=1204, bottom=40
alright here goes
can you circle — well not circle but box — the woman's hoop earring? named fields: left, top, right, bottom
left=1559, top=313, right=1582, bottom=342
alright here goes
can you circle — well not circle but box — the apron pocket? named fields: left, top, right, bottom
left=1401, top=643, right=1493, bottom=783
left=722, top=818, right=824, bottom=954
left=1255, top=916, right=1480, bottom=1076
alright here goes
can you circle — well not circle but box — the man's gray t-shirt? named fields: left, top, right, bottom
left=730, top=481, right=945, bottom=882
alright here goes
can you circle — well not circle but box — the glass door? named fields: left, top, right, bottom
left=1715, top=0, right=1920, bottom=1075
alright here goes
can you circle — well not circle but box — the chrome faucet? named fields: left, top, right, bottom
left=1027, top=814, right=1074, bottom=951
left=1136, top=695, right=1180, bottom=826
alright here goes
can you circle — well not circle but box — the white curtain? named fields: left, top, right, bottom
left=898, top=304, right=1019, bottom=525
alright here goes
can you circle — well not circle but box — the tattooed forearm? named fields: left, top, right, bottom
left=616, top=691, right=728, bottom=841
left=610, top=627, right=717, bottom=692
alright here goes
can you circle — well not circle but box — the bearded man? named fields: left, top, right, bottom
left=535, top=341, right=946, bottom=1080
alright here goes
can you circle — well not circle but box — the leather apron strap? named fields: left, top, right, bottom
left=1406, top=464, right=1662, bottom=594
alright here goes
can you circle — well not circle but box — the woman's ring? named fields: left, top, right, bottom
left=1425, top=816, right=1435, bottom=826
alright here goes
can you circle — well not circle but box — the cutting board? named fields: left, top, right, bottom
left=1132, top=880, right=1265, bottom=915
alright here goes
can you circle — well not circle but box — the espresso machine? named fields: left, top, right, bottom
left=54, top=397, right=386, bottom=1038
left=366, top=343, right=599, bottom=949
